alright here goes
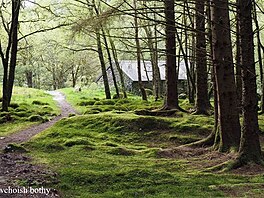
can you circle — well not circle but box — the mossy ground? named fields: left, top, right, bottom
left=0, top=87, right=60, bottom=136
left=22, top=88, right=264, bottom=197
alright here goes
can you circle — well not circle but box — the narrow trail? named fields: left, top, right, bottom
left=0, top=91, right=78, bottom=198
left=0, top=91, right=78, bottom=149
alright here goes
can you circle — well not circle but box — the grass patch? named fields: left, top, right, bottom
left=24, top=112, right=264, bottom=197
left=0, top=87, right=60, bottom=136
left=60, top=87, right=192, bottom=114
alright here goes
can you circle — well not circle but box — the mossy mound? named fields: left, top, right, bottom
left=28, top=115, right=47, bottom=122
left=108, top=147, right=136, bottom=156
left=64, top=138, right=94, bottom=147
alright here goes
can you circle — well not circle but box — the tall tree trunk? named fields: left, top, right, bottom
left=108, top=30, right=127, bottom=98
left=252, top=1, right=264, bottom=113
left=163, top=0, right=179, bottom=109
left=0, top=0, right=21, bottom=111
left=211, top=0, right=241, bottom=152
left=1, top=61, right=9, bottom=112
left=144, top=26, right=161, bottom=100
left=188, top=32, right=196, bottom=104
left=235, top=0, right=242, bottom=113
left=194, top=0, right=210, bottom=115
left=143, top=1, right=161, bottom=101
left=153, top=7, right=162, bottom=100
left=7, top=0, right=20, bottom=106
left=134, top=0, right=147, bottom=101
left=238, top=0, right=263, bottom=164
left=102, top=29, right=120, bottom=98
left=96, top=29, right=111, bottom=99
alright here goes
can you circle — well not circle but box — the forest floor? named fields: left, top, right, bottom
left=0, top=91, right=77, bottom=198
left=1, top=88, right=264, bottom=197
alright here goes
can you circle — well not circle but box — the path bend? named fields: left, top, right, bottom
left=0, top=91, right=78, bottom=149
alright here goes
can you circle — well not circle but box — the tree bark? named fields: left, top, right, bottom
left=108, top=30, right=127, bottom=98
left=163, top=0, right=179, bottom=109
left=96, top=29, right=111, bottom=99
left=144, top=26, right=161, bottom=100
left=134, top=0, right=147, bottom=101
left=102, top=29, right=120, bottom=98
left=235, top=0, right=242, bottom=113
left=194, top=0, right=210, bottom=115
left=211, top=0, right=241, bottom=152
left=238, top=0, right=263, bottom=163
left=195, top=0, right=210, bottom=115
left=252, top=0, right=264, bottom=113
left=0, top=0, right=21, bottom=111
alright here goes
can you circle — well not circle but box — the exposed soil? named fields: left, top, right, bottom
left=0, top=91, right=77, bottom=198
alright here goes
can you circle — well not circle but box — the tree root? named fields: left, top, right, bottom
left=182, top=133, right=215, bottom=148
left=192, top=110, right=212, bottom=116
left=160, top=105, right=188, bottom=113
left=204, top=157, right=264, bottom=173
left=204, top=160, right=232, bottom=172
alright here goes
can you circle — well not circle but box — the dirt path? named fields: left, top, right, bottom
left=0, top=91, right=77, bottom=149
left=0, top=91, right=78, bottom=197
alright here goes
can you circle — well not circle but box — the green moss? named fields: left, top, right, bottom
left=9, top=102, right=19, bottom=109
left=13, top=111, right=31, bottom=117
left=169, top=134, right=200, bottom=144
left=0, top=87, right=60, bottom=136
left=77, top=100, right=96, bottom=106
left=108, top=147, right=136, bottom=156
left=93, top=101, right=104, bottom=105
left=23, top=111, right=264, bottom=198
left=64, top=138, right=94, bottom=147
left=28, top=115, right=46, bottom=122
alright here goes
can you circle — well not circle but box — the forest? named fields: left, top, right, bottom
left=0, top=0, right=264, bottom=197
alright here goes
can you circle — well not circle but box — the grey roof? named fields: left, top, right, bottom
left=118, top=60, right=187, bottom=82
